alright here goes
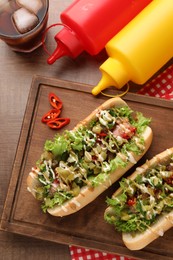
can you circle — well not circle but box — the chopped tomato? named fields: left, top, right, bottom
left=92, top=155, right=97, bottom=161
left=98, top=132, right=107, bottom=137
left=127, top=197, right=136, bottom=206
left=121, top=133, right=130, bottom=140
left=53, top=179, right=60, bottom=185
left=113, top=123, right=136, bottom=140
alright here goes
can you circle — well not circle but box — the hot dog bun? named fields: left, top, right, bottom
left=27, top=97, right=153, bottom=217
left=105, top=147, right=173, bottom=250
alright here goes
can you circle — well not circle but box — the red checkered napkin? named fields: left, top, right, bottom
left=70, top=245, right=135, bottom=260
left=69, top=63, right=173, bottom=260
left=137, top=64, right=173, bottom=99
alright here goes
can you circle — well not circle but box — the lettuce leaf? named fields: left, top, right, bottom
left=109, top=155, right=128, bottom=172
left=133, top=112, right=151, bottom=134
left=44, top=135, right=69, bottom=157
left=65, top=129, right=84, bottom=151
left=41, top=191, right=73, bottom=213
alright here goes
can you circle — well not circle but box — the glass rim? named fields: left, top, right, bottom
left=0, top=0, right=49, bottom=39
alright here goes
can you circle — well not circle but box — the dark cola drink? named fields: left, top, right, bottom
left=0, top=0, right=49, bottom=52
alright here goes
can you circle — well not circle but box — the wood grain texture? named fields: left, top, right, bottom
left=0, top=0, right=172, bottom=259
left=1, top=76, right=173, bottom=260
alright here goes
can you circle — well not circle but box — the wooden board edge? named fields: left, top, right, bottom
left=1, top=74, right=173, bottom=228
left=1, top=75, right=173, bottom=260
left=32, top=75, right=173, bottom=109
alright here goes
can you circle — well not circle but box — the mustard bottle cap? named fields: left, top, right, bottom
left=92, top=57, right=129, bottom=95
left=92, top=71, right=116, bottom=96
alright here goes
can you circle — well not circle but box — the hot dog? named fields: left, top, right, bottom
left=27, top=97, right=153, bottom=217
left=104, top=147, right=173, bottom=250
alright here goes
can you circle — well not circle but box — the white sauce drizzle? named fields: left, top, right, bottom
left=136, top=167, right=145, bottom=174
left=109, top=179, right=112, bottom=186
left=148, top=227, right=164, bottom=237
left=166, top=149, right=172, bottom=156
left=61, top=205, right=68, bottom=212
left=158, top=229, right=164, bottom=236
left=165, top=215, right=173, bottom=225
left=27, top=187, right=31, bottom=192
left=128, top=185, right=135, bottom=195
left=39, top=178, right=47, bottom=185
left=29, top=172, right=37, bottom=179
left=31, top=167, right=40, bottom=174
left=102, top=162, right=111, bottom=172
left=72, top=199, right=81, bottom=207
left=127, top=152, right=137, bottom=164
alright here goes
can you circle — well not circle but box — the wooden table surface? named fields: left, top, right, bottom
left=0, top=1, right=172, bottom=259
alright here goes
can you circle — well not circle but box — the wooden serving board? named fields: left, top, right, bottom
left=1, top=75, right=173, bottom=260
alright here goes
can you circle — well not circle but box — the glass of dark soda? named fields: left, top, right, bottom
left=0, top=0, right=49, bottom=52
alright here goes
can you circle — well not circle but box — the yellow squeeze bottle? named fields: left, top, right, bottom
left=92, top=0, right=173, bottom=96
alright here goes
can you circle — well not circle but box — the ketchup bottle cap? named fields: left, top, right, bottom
left=47, top=27, right=84, bottom=64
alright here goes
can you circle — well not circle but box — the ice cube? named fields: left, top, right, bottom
left=16, top=0, right=43, bottom=15
left=12, top=7, right=39, bottom=34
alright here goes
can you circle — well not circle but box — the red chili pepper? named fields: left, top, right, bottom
left=49, top=92, right=63, bottom=110
left=47, top=118, right=70, bottom=129
left=41, top=109, right=61, bottom=123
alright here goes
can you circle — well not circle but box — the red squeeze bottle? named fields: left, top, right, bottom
left=47, top=0, right=152, bottom=64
